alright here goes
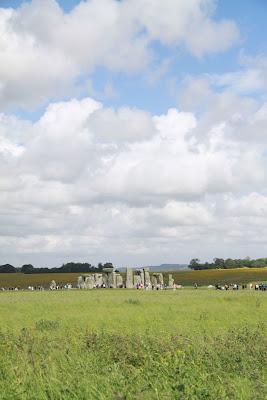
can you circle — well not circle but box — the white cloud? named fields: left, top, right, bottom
left=1, top=90, right=267, bottom=265
left=133, top=0, right=239, bottom=56
left=0, top=0, right=239, bottom=110
left=90, top=107, right=155, bottom=142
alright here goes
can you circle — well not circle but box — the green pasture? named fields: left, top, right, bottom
left=1, top=267, right=267, bottom=288
left=0, top=289, right=267, bottom=399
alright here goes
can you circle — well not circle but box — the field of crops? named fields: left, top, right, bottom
left=1, top=267, right=267, bottom=289
left=171, top=267, right=267, bottom=286
left=0, top=289, right=267, bottom=399
left=0, top=272, right=80, bottom=288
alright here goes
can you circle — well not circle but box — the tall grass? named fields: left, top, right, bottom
left=0, top=290, right=267, bottom=399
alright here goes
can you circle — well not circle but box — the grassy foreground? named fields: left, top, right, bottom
left=0, top=289, right=267, bottom=399
left=1, top=267, right=267, bottom=288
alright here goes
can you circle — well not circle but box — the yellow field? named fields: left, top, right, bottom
left=172, top=267, right=267, bottom=286
left=1, top=267, right=267, bottom=288
left=0, top=273, right=80, bottom=288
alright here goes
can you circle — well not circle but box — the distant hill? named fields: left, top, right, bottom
left=147, top=264, right=188, bottom=272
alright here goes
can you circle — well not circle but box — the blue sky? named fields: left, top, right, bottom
left=1, top=0, right=267, bottom=267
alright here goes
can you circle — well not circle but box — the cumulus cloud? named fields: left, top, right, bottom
left=1, top=85, right=267, bottom=265
left=137, top=0, right=239, bottom=56
left=90, top=107, right=155, bottom=142
left=0, top=0, right=239, bottom=110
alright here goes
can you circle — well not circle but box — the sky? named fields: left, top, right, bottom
left=1, top=0, right=267, bottom=268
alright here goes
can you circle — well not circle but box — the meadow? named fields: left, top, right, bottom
left=0, top=289, right=267, bottom=399
left=1, top=267, right=267, bottom=288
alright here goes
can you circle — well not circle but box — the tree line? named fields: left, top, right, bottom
left=0, top=262, right=114, bottom=274
left=189, top=257, right=267, bottom=270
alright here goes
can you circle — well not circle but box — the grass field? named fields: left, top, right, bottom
left=1, top=267, right=267, bottom=288
left=0, top=289, right=267, bottom=399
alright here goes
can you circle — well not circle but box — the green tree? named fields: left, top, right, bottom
left=21, top=264, right=35, bottom=274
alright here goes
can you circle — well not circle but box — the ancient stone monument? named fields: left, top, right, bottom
left=78, top=266, right=176, bottom=290
left=78, top=266, right=123, bottom=289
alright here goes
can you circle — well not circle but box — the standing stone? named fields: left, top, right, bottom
left=133, top=275, right=141, bottom=287
left=168, top=274, right=174, bottom=288
left=104, top=269, right=117, bottom=288
left=126, top=267, right=133, bottom=289
left=151, top=275, right=157, bottom=287
left=103, top=267, right=116, bottom=288
left=140, top=270, right=145, bottom=285
left=116, top=274, right=123, bottom=288
left=95, top=274, right=103, bottom=287
left=85, top=275, right=94, bottom=289
left=112, top=271, right=117, bottom=288
left=102, top=273, right=108, bottom=288
left=107, top=272, right=113, bottom=288
left=144, top=269, right=151, bottom=286
left=50, top=280, right=57, bottom=290
left=77, top=276, right=84, bottom=289
left=158, top=273, right=164, bottom=286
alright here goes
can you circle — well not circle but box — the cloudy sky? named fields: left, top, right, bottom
left=1, top=0, right=267, bottom=267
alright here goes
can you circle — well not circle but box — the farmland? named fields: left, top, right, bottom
left=0, top=289, right=267, bottom=399
left=1, top=267, right=267, bottom=288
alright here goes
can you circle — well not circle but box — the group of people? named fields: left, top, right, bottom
left=254, top=283, right=267, bottom=291
left=49, top=283, right=72, bottom=290
left=0, top=283, right=73, bottom=291
left=214, top=283, right=267, bottom=291
left=1, top=281, right=266, bottom=291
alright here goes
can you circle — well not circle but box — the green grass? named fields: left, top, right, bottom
left=0, top=289, right=267, bottom=399
left=1, top=267, right=267, bottom=289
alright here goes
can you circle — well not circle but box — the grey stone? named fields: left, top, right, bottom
left=126, top=267, right=133, bottom=288
left=77, top=276, right=84, bottom=289
left=144, top=270, right=151, bottom=286
left=116, top=274, right=123, bottom=288
left=133, top=275, right=142, bottom=287
left=151, top=275, right=157, bottom=287
left=50, top=280, right=57, bottom=290
left=168, top=274, right=174, bottom=288
left=158, top=273, right=164, bottom=285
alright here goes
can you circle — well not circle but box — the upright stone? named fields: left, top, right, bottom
left=112, top=271, right=117, bottom=288
left=102, top=273, right=108, bottom=288
left=168, top=274, right=174, bottom=288
left=50, top=280, right=57, bottom=290
left=95, top=274, right=103, bottom=287
left=126, top=267, right=133, bottom=288
left=116, top=274, right=123, bottom=288
left=103, top=267, right=116, bottom=288
left=151, top=275, right=157, bottom=287
left=158, top=273, right=164, bottom=286
left=144, top=268, right=151, bottom=286
left=140, top=270, right=145, bottom=285
left=77, top=276, right=84, bottom=289
left=85, top=275, right=94, bottom=289
left=133, top=275, right=141, bottom=287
